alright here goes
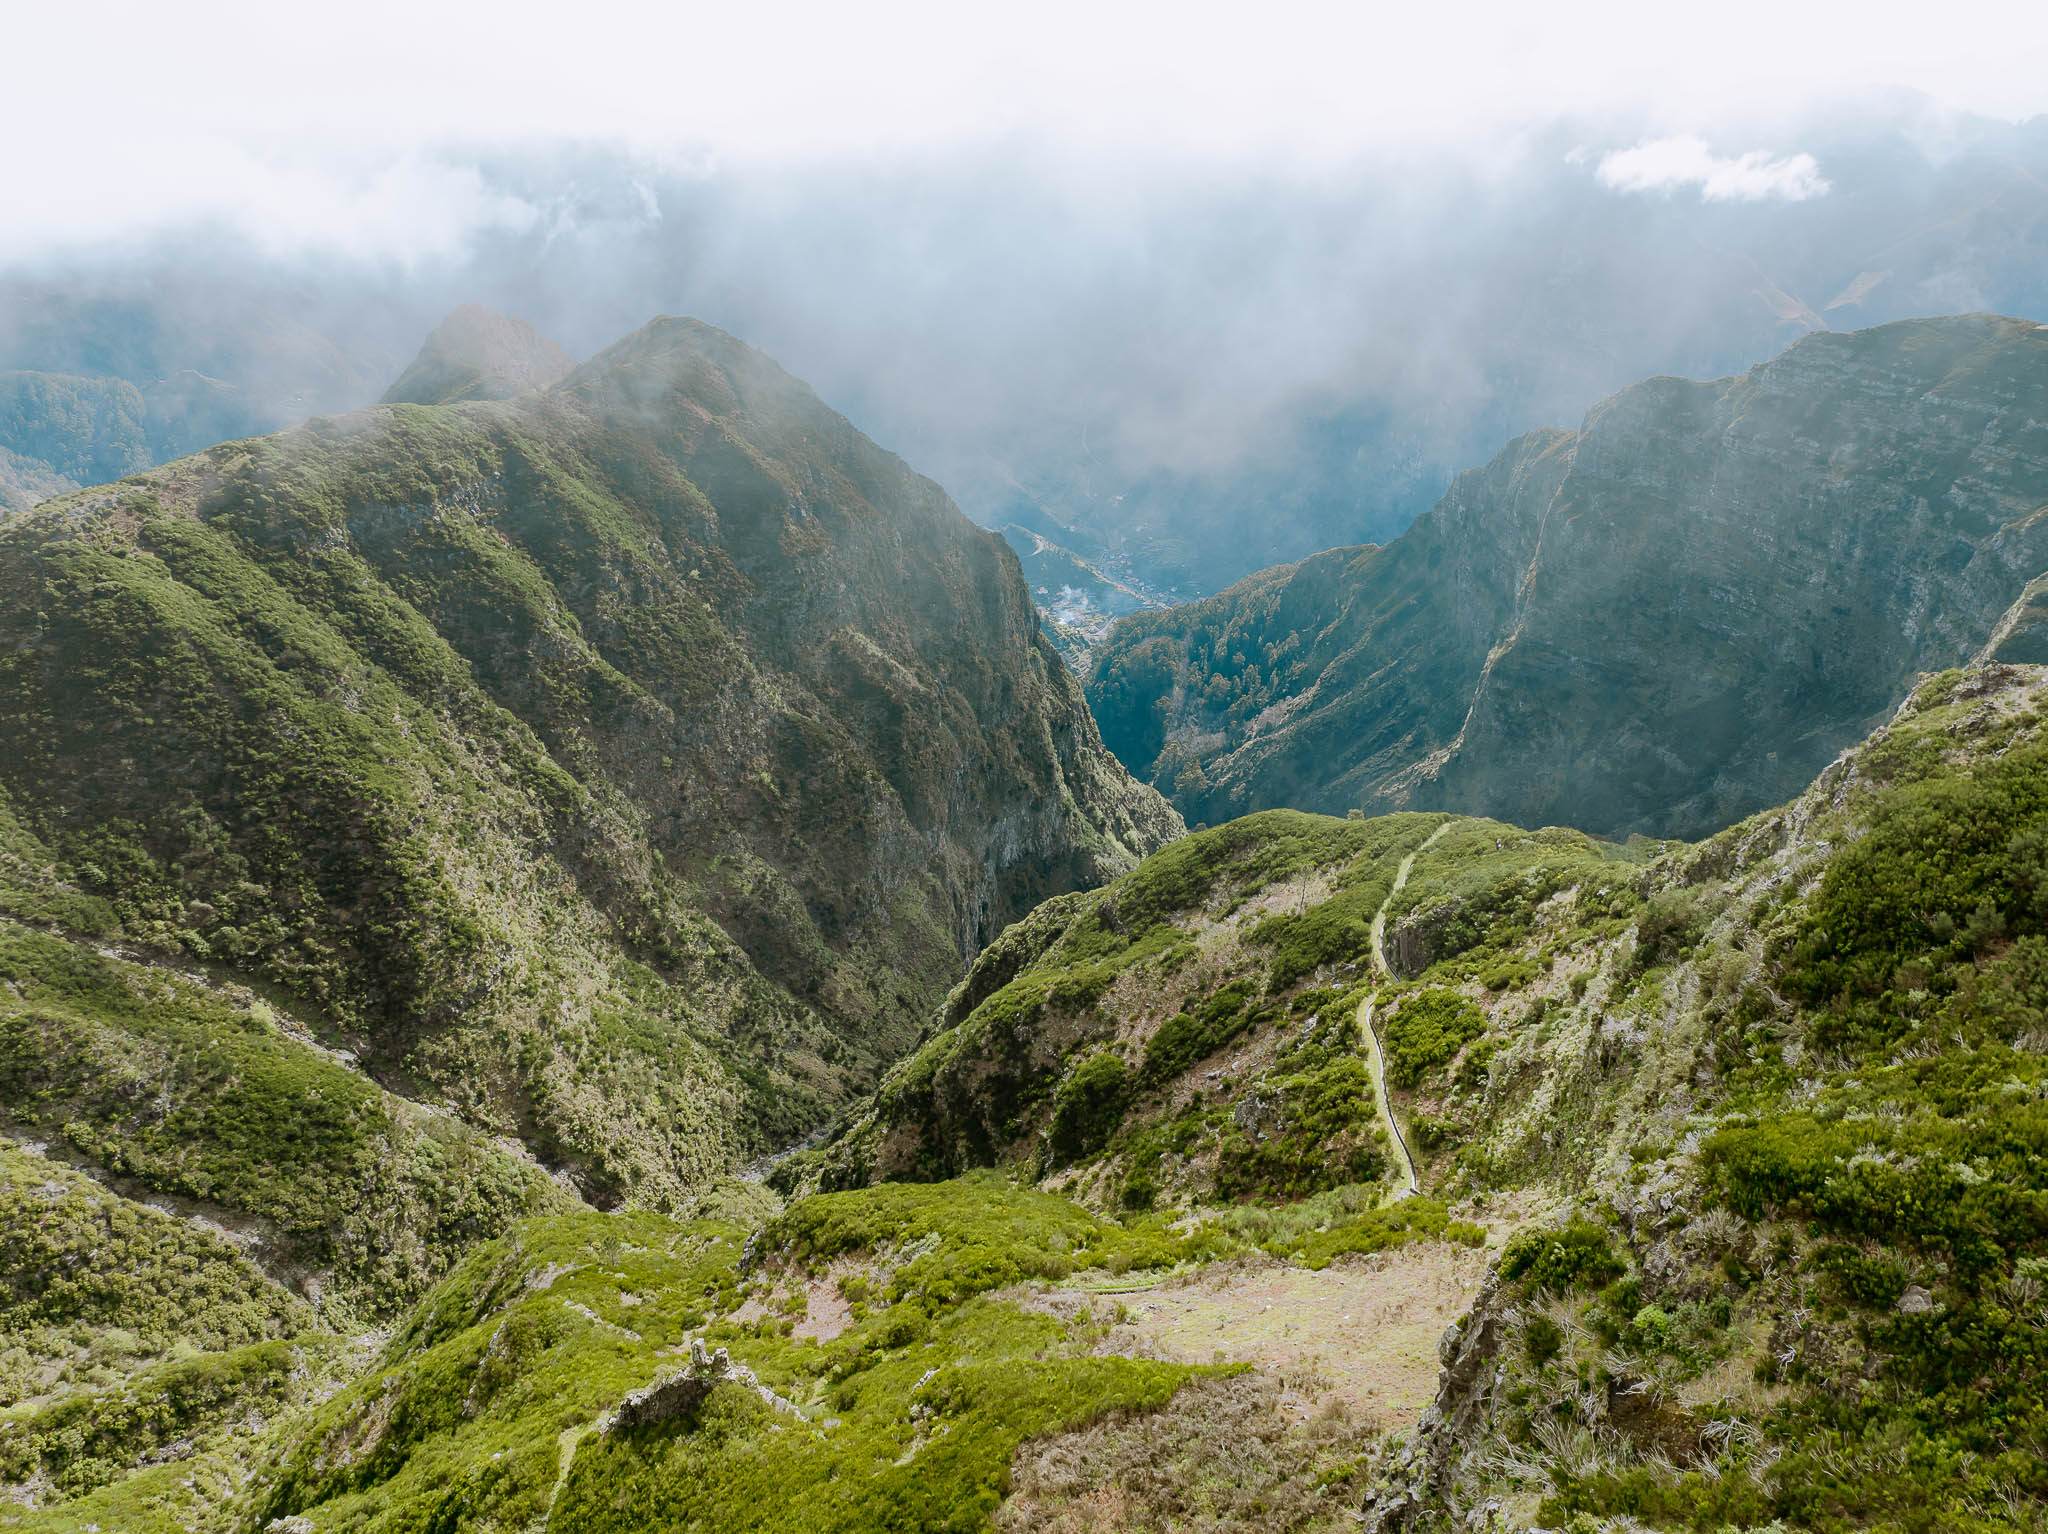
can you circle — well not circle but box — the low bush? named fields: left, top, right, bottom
left=1381, top=989, right=1486, bottom=1088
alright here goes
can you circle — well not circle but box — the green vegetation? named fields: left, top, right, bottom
left=1216, top=1011, right=1386, bottom=1200
left=1384, top=820, right=1644, bottom=975
left=16, top=312, right=2048, bottom=1531
left=0, top=1141, right=306, bottom=1372
left=762, top=1174, right=1219, bottom=1309
left=0, top=312, right=1175, bottom=1228
left=1141, top=979, right=1270, bottom=1083
left=1379, top=988, right=1486, bottom=1087
left=1245, top=814, right=1445, bottom=987
left=1212, top=1193, right=1483, bottom=1271
left=550, top=1309, right=1189, bottom=1534
left=0, top=919, right=570, bottom=1321
left=0, top=314, right=1184, bottom=1527
left=0, top=1336, right=343, bottom=1499
left=825, top=812, right=1440, bottom=1203
left=1046, top=1051, right=1132, bottom=1166
left=1087, top=315, right=2048, bottom=847
left=1444, top=669, right=2048, bottom=1533
left=250, top=1185, right=1215, bottom=1534
left=1496, top=1221, right=1624, bottom=1294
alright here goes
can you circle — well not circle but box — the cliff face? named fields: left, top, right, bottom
left=1090, top=315, right=2048, bottom=838
left=0, top=315, right=1177, bottom=1210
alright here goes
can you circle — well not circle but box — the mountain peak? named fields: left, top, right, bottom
left=381, top=304, right=573, bottom=406
left=556, top=314, right=814, bottom=422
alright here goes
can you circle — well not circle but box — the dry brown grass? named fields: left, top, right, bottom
left=995, top=1371, right=1368, bottom=1534
left=1027, top=1237, right=1491, bottom=1431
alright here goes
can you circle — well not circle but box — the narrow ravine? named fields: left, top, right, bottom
left=1359, top=822, right=1453, bottom=1202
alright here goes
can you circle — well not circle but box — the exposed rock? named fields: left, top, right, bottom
left=611, top=1338, right=809, bottom=1431
left=1362, top=1272, right=1508, bottom=1531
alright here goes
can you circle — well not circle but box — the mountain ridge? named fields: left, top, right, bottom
left=0, top=313, right=1178, bottom=1220
left=1089, top=313, right=2048, bottom=839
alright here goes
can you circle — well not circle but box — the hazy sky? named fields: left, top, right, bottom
left=10, top=0, right=2047, bottom=262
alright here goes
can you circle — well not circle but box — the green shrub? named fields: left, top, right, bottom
left=1142, top=981, right=1270, bottom=1083
left=1047, top=1051, right=1131, bottom=1167
left=1632, top=886, right=1711, bottom=970
left=1381, top=989, right=1486, bottom=1088
left=1267, top=1197, right=1484, bottom=1270
left=1215, top=1057, right=1385, bottom=1201
left=1498, top=1221, right=1625, bottom=1294
left=1523, top=1313, right=1564, bottom=1365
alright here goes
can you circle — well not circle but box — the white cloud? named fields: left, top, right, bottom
left=2, top=0, right=2039, bottom=260
left=0, top=135, right=542, bottom=267
left=1595, top=136, right=1831, bottom=202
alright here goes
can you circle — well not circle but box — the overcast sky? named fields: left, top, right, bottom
left=9, top=0, right=2048, bottom=262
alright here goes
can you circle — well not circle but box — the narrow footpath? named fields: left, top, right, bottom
left=1357, top=822, right=1452, bottom=1203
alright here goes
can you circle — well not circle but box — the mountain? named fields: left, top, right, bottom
left=0, top=368, right=275, bottom=514
left=1089, top=314, right=2048, bottom=839
left=381, top=304, right=574, bottom=406
left=890, top=108, right=2048, bottom=599
left=112, top=660, right=2039, bottom=1534
left=0, top=372, right=152, bottom=487
left=0, top=315, right=1176, bottom=1229
left=784, top=662, right=2048, bottom=1532
left=0, top=445, right=74, bottom=516
left=14, top=102, right=2048, bottom=606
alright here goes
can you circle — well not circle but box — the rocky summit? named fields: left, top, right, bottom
left=1089, top=314, right=2048, bottom=839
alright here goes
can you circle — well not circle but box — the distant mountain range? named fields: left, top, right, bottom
left=8, top=101, right=2048, bottom=600
left=1089, top=314, right=2048, bottom=838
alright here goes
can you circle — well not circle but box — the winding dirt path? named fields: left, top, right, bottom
left=1358, top=822, right=1452, bottom=1202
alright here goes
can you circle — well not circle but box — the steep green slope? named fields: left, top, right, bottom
left=0, top=315, right=1176, bottom=1218
left=794, top=663, right=2048, bottom=1532
left=802, top=800, right=1653, bottom=1212
left=0, top=784, right=576, bottom=1524
left=55, top=663, right=2033, bottom=1534
left=0, top=449, right=73, bottom=519
left=1090, top=315, right=2048, bottom=839
left=0, top=316, right=1176, bottom=1530
left=0, top=373, right=152, bottom=489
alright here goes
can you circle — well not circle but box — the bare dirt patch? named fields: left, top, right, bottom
left=793, top=1272, right=854, bottom=1342
left=997, top=1371, right=1365, bottom=1534
left=1042, top=1239, right=1493, bottom=1431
